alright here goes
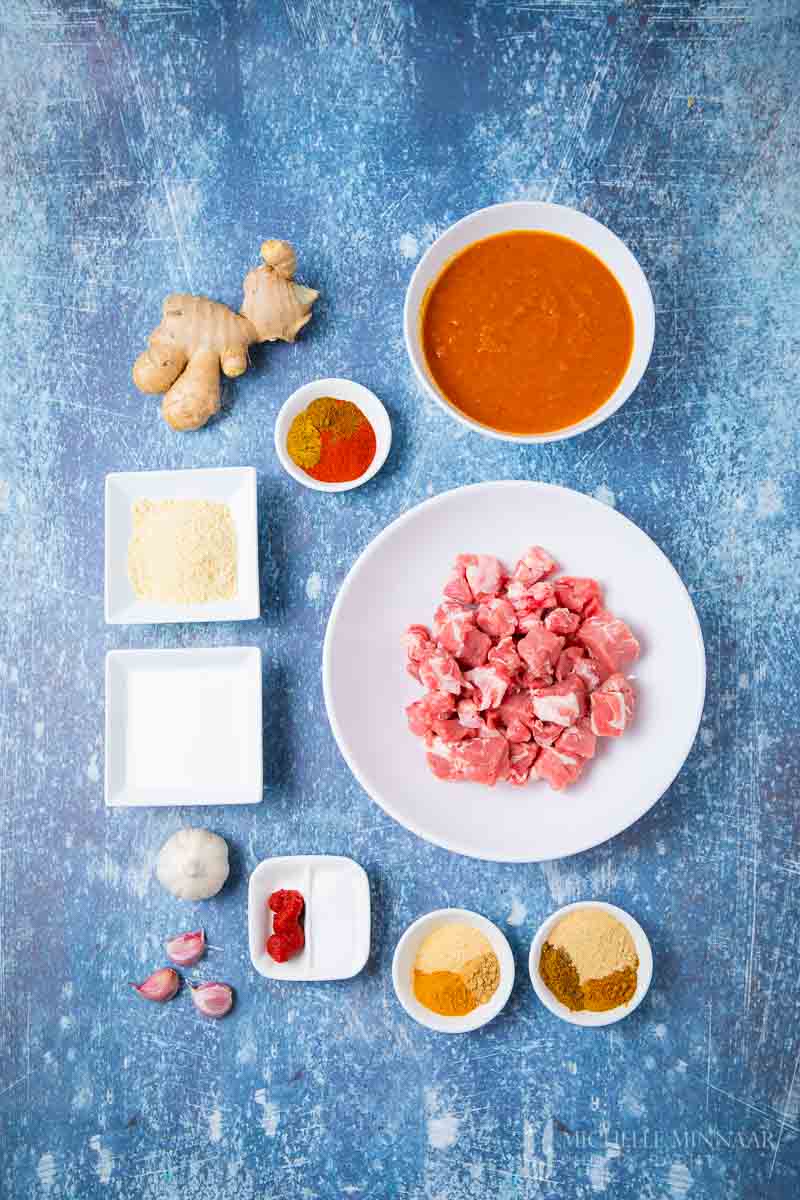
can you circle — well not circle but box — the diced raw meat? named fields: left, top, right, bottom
left=456, top=697, right=483, bottom=729
left=506, top=578, right=558, bottom=614
left=518, top=625, right=564, bottom=676
left=418, top=648, right=464, bottom=696
left=531, top=677, right=587, bottom=728
left=476, top=597, right=517, bottom=638
left=544, top=607, right=581, bottom=636
left=512, top=545, right=557, bottom=586
left=427, top=734, right=509, bottom=786
left=406, top=692, right=455, bottom=736
left=464, top=554, right=505, bottom=602
left=488, top=635, right=523, bottom=674
left=577, top=612, right=640, bottom=680
left=517, top=611, right=544, bottom=634
left=464, top=664, right=511, bottom=711
left=507, top=742, right=540, bottom=786
left=431, top=719, right=471, bottom=743
left=443, top=562, right=473, bottom=605
left=534, top=746, right=585, bottom=791
left=498, top=693, right=536, bottom=743
left=531, top=719, right=563, bottom=748
left=557, top=717, right=597, bottom=759
left=555, top=576, right=603, bottom=614
left=499, top=690, right=536, bottom=730
left=458, top=628, right=493, bottom=669
left=590, top=673, right=635, bottom=737
left=434, top=603, right=476, bottom=657
left=556, top=646, right=584, bottom=682
left=402, top=624, right=433, bottom=663
left=571, top=656, right=602, bottom=692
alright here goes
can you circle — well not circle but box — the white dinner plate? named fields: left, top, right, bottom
left=105, top=646, right=263, bottom=806
left=248, top=855, right=371, bottom=981
left=105, top=466, right=260, bottom=624
left=323, top=481, right=706, bottom=862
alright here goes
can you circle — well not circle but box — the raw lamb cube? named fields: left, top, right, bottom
left=590, top=673, right=635, bottom=737
left=406, top=692, right=455, bottom=737
left=488, top=635, right=523, bottom=675
left=531, top=678, right=587, bottom=728
left=556, top=718, right=597, bottom=759
left=518, top=624, right=564, bottom=676
left=464, top=554, right=506, bottom=602
left=577, top=612, right=640, bottom=680
left=506, top=742, right=540, bottom=786
left=555, top=576, right=603, bottom=614
left=418, top=648, right=464, bottom=696
left=545, top=607, right=581, bottom=636
left=458, top=628, right=493, bottom=669
left=464, top=664, right=511, bottom=711
left=512, top=545, right=557, bottom=586
left=476, top=597, right=517, bottom=638
left=534, top=746, right=585, bottom=790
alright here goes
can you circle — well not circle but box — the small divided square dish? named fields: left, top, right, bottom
left=249, top=855, right=370, bottom=981
left=105, top=466, right=260, bottom=624
left=105, top=647, right=263, bottom=807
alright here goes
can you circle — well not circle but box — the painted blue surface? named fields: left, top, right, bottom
left=1, top=1, right=799, bottom=1196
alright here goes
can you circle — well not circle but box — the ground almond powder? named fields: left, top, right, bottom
left=128, top=498, right=237, bottom=605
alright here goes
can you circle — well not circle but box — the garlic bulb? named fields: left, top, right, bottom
left=156, top=828, right=229, bottom=901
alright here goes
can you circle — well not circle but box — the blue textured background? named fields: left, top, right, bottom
left=1, top=1, right=799, bottom=1196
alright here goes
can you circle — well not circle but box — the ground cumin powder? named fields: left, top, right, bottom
left=539, top=908, right=639, bottom=1013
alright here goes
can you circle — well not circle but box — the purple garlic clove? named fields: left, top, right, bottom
left=130, top=967, right=180, bottom=1003
left=165, top=929, right=206, bottom=967
left=189, top=982, right=234, bottom=1019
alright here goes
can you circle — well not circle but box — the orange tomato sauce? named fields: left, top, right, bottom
left=420, top=231, right=634, bottom=435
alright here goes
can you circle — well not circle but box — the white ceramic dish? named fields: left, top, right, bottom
left=248, top=855, right=370, bottom=981
left=529, top=901, right=653, bottom=1027
left=403, top=201, right=655, bottom=444
left=274, top=377, right=392, bottom=493
left=105, top=466, right=260, bottom=624
left=323, top=480, right=706, bottom=862
left=105, top=646, right=263, bottom=807
left=392, top=908, right=515, bottom=1033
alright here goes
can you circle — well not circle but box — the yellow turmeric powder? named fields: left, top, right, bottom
left=413, top=969, right=477, bottom=1016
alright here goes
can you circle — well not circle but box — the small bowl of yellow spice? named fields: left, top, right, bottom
left=529, top=900, right=653, bottom=1028
left=392, top=908, right=515, bottom=1034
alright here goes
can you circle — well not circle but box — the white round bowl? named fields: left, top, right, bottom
left=529, top=900, right=653, bottom=1027
left=274, top=377, right=392, bottom=493
left=403, top=201, right=655, bottom=444
left=392, top=907, right=515, bottom=1034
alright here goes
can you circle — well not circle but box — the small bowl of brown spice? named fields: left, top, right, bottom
left=529, top=901, right=653, bottom=1027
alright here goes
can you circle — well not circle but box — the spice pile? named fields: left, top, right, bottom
left=128, top=498, right=237, bottom=604
left=287, top=395, right=376, bottom=483
left=413, top=923, right=500, bottom=1017
left=539, top=908, right=638, bottom=1012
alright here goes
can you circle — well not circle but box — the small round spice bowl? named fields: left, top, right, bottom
left=529, top=901, right=653, bottom=1028
left=392, top=907, right=515, bottom=1034
left=274, top=376, right=392, bottom=493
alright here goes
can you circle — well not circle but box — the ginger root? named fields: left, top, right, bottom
left=133, top=240, right=319, bottom=431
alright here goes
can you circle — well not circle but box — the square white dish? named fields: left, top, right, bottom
left=105, top=646, right=263, bottom=807
left=248, top=855, right=370, bottom=981
left=105, top=466, right=260, bottom=624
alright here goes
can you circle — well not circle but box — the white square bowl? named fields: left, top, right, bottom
left=105, top=466, right=260, bottom=624
left=105, top=646, right=263, bottom=807
left=248, top=855, right=371, bottom=981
